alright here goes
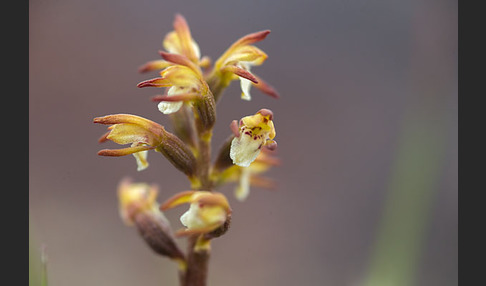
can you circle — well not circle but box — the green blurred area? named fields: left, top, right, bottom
left=363, top=2, right=456, bottom=284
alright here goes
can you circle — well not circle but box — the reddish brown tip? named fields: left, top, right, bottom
left=97, top=131, right=110, bottom=143
left=226, top=66, right=258, bottom=83
left=235, top=30, right=271, bottom=47
left=158, top=51, right=201, bottom=74
left=254, top=75, right=280, bottom=99
left=230, top=120, right=240, bottom=137
left=257, top=108, right=273, bottom=120
left=137, top=78, right=165, bottom=88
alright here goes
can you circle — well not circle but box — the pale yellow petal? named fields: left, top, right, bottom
left=133, top=149, right=149, bottom=171
left=235, top=167, right=251, bottom=201
left=107, top=123, right=151, bottom=145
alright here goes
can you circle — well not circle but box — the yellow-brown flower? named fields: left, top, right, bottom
left=161, top=191, right=231, bottom=237
left=229, top=109, right=277, bottom=167
left=138, top=14, right=210, bottom=73
left=117, top=178, right=185, bottom=261
left=94, top=114, right=166, bottom=171
left=211, top=30, right=279, bottom=100
left=138, top=53, right=216, bottom=131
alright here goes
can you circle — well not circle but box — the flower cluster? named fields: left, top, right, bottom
left=94, top=13, right=279, bottom=285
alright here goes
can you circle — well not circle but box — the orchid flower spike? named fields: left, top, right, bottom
left=230, top=109, right=277, bottom=167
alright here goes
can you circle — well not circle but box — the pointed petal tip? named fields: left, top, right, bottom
left=97, top=149, right=113, bottom=156
left=93, top=116, right=111, bottom=124
left=137, top=64, right=151, bottom=73
left=261, top=29, right=271, bottom=36
left=237, top=30, right=271, bottom=46
left=136, top=81, right=150, bottom=88
left=158, top=50, right=170, bottom=58
left=253, top=75, right=280, bottom=99
left=230, top=120, right=240, bottom=137
left=98, top=131, right=110, bottom=143
left=157, top=50, right=184, bottom=64
left=225, top=66, right=258, bottom=83
left=137, top=78, right=165, bottom=88
left=174, top=13, right=188, bottom=26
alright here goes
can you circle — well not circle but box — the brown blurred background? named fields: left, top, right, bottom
left=29, top=0, right=457, bottom=285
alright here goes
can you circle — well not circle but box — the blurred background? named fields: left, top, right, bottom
left=29, top=0, right=457, bottom=285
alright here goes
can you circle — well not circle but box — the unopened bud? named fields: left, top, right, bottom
left=203, top=213, right=232, bottom=240
left=134, top=211, right=185, bottom=260
left=157, top=130, right=197, bottom=176
left=118, top=179, right=185, bottom=260
left=193, top=91, right=216, bottom=132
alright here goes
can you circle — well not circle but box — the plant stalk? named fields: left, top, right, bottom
left=183, top=235, right=210, bottom=286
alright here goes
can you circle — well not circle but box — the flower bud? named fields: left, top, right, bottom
left=156, top=130, right=197, bottom=177
left=134, top=211, right=185, bottom=260
left=94, top=114, right=166, bottom=171
left=193, top=90, right=216, bottom=132
left=203, top=213, right=231, bottom=240
left=117, top=179, right=185, bottom=260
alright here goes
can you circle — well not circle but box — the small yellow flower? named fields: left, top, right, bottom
left=117, top=178, right=185, bottom=261
left=117, top=178, right=159, bottom=225
left=94, top=114, right=166, bottom=171
left=161, top=191, right=231, bottom=237
left=138, top=54, right=208, bottom=115
left=138, top=14, right=210, bottom=73
left=229, top=109, right=277, bottom=167
left=213, top=30, right=279, bottom=100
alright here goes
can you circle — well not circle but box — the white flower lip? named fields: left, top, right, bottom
left=235, top=167, right=251, bottom=201
left=240, top=77, right=252, bottom=101
left=180, top=203, right=205, bottom=229
left=157, top=86, right=185, bottom=114
left=133, top=149, right=149, bottom=171
left=230, top=135, right=262, bottom=167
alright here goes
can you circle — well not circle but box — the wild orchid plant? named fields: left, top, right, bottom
left=94, top=14, right=279, bottom=286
